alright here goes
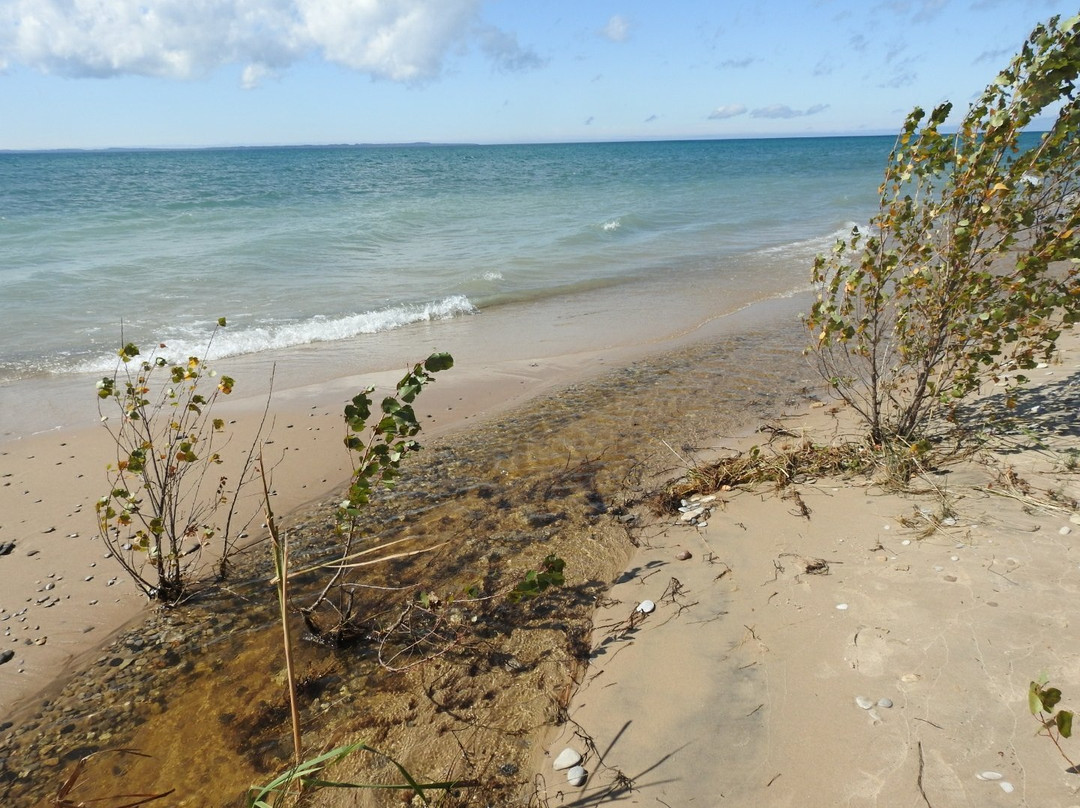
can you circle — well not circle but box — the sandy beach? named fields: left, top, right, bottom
left=2, top=294, right=1080, bottom=807
left=535, top=334, right=1080, bottom=807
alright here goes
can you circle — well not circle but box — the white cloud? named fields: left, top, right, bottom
left=476, top=25, right=546, bottom=73
left=600, top=14, right=630, bottom=43
left=708, top=104, right=747, bottom=120
left=0, top=0, right=536, bottom=85
left=750, top=103, right=830, bottom=119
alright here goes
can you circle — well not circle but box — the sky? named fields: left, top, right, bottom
left=0, top=0, right=1075, bottom=150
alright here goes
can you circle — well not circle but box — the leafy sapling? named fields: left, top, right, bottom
left=95, top=319, right=258, bottom=602
left=1030, top=676, right=1078, bottom=772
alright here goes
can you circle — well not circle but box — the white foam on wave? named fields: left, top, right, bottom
left=72, top=295, right=476, bottom=375
left=601, top=218, right=621, bottom=232
left=753, top=222, right=868, bottom=261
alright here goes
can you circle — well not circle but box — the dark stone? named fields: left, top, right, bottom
left=0, top=542, right=13, bottom=557
left=0, top=650, right=14, bottom=665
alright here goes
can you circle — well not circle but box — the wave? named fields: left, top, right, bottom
left=68, top=295, right=476, bottom=376
left=751, top=221, right=867, bottom=261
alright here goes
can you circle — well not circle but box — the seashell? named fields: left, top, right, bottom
left=976, top=771, right=1002, bottom=781
left=566, top=765, right=587, bottom=786
left=835, top=603, right=849, bottom=610
left=1000, top=781, right=1014, bottom=793
left=1060, top=526, right=1072, bottom=536
left=877, top=698, right=893, bottom=708
left=855, top=696, right=874, bottom=709
left=553, top=748, right=582, bottom=771
left=900, top=673, right=920, bottom=683
left=636, top=600, right=656, bottom=614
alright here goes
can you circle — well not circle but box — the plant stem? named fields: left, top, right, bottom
left=260, top=457, right=303, bottom=770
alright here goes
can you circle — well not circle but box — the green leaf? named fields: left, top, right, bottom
left=1042, top=686, right=1064, bottom=713
left=1058, top=709, right=1074, bottom=738
left=1030, top=680, right=1045, bottom=715
left=424, top=352, right=454, bottom=372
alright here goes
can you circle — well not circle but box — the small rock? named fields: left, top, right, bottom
left=877, top=698, right=893, bottom=708
left=636, top=600, right=656, bottom=614
left=855, top=696, right=874, bottom=709
left=553, top=748, right=582, bottom=771
left=566, top=765, right=587, bottom=787
left=1000, top=782, right=1014, bottom=793
left=836, top=603, right=849, bottom=610
left=675, top=550, right=692, bottom=561
left=0, top=650, right=13, bottom=665
left=1060, top=526, right=1072, bottom=536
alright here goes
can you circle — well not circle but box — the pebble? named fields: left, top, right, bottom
left=901, top=539, right=911, bottom=546
left=877, top=698, right=893, bottom=708
left=0, top=649, right=13, bottom=665
left=1060, top=526, right=1072, bottom=536
left=1000, top=782, right=1014, bottom=793
left=566, top=765, right=587, bottom=787
left=553, top=748, right=582, bottom=771
left=836, top=603, right=849, bottom=610
left=855, top=696, right=874, bottom=709
left=636, top=600, right=655, bottom=614
left=675, top=550, right=692, bottom=561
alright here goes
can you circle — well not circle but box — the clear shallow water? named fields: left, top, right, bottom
left=0, top=138, right=891, bottom=383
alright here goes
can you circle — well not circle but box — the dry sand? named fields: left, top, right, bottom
left=535, top=337, right=1080, bottom=807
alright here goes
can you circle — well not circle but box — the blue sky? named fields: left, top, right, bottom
left=0, top=0, right=1074, bottom=149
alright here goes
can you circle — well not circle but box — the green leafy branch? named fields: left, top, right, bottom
left=1030, top=676, right=1078, bottom=772
left=508, top=554, right=566, bottom=603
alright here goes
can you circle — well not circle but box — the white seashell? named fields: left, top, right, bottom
left=835, top=603, right=849, bottom=610
left=877, top=698, right=893, bottom=708
left=567, top=765, right=587, bottom=786
left=636, top=600, right=656, bottom=614
left=976, top=771, right=1002, bottom=781
left=901, top=539, right=911, bottom=546
left=950, top=555, right=959, bottom=562
left=999, top=781, right=1014, bottom=793
left=1060, top=526, right=1072, bottom=536
left=900, top=673, right=920, bottom=683
left=855, top=696, right=874, bottom=709
left=680, top=508, right=704, bottom=522
left=942, top=517, right=956, bottom=526
left=553, top=748, right=582, bottom=771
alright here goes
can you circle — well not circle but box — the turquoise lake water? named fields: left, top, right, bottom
left=0, top=137, right=893, bottom=384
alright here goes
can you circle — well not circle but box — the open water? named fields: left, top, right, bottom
left=0, top=137, right=891, bottom=386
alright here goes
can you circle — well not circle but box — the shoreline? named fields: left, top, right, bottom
left=0, top=286, right=814, bottom=722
